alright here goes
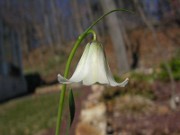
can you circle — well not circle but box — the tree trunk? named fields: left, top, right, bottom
left=100, top=0, right=129, bottom=74
left=40, top=0, right=53, bottom=47
left=72, top=0, right=83, bottom=34
left=0, top=19, right=7, bottom=76
left=50, top=0, right=62, bottom=47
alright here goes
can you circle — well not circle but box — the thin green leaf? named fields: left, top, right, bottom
left=68, top=89, right=75, bottom=127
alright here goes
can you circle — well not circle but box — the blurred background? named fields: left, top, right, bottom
left=0, top=0, right=180, bottom=135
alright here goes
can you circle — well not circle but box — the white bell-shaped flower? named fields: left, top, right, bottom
left=58, top=41, right=128, bottom=87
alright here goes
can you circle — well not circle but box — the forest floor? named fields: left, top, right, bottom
left=104, top=80, right=180, bottom=135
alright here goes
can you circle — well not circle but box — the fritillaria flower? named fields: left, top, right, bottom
left=58, top=41, right=128, bottom=87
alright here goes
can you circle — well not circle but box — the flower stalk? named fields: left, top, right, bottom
left=55, top=9, right=133, bottom=135
left=55, top=29, right=96, bottom=135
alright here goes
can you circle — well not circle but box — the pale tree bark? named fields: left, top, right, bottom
left=29, top=0, right=45, bottom=69
left=72, top=0, right=83, bottom=34
left=91, top=2, right=106, bottom=39
left=21, top=26, right=29, bottom=56
left=16, top=32, right=23, bottom=74
left=58, top=11, right=66, bottom=45
left=50, top=0, right=62, bottom=47
left=7, top=0, right=22, bottom=74
left=85, top=0, right=93, bottom=23
left=11, top=31, right=23, bottom=74
left=100, top=0, right=129, bottom=74
left=85, top=0, right=100, bottom=37
left=20, top=1, right=33, bottom=68
left=40, top=0, right=53, bottom=47
left=115, top=1, right=139, bottom=69
left=0, top=19, right=7, bottom=76
left=133, top=0, right=176, bottom=110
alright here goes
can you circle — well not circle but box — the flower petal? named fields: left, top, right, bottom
left=82, top=42, right=99, bottom=85
left=57, top=41, right=129, bottom=87
left=57, top=74, right=73, bottom=84
left=57, top=43, right=91, bottom=84
left=105, top=64, right=129, bottom=87
left=69, top=43, right=90, bottom=82
left=109, top=78, right=129, bottom=87
left=96, top=43, right=110, bottom=84
left=102, top=44, right=129, bottom=87
left=82, top=42, right=109, bottom=85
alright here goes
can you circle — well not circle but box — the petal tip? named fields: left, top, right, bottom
left=57, top=74, right=61, bottom=78
left=123, top=78, right=129, bottom=86
left=119, top=78, right=129, bottom=87
left=57, top=74, right=69, bottom=84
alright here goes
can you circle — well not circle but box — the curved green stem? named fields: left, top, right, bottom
left=85, top=9, right=134, bottom=34
left=55, top=30, right=96, bottom=135
left=55, top=8, right=133, bottom=135
left=88, top=29, right=97, bottom=41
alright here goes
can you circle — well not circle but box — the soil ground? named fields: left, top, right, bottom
left=106, top=81, right=180, bottom=135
